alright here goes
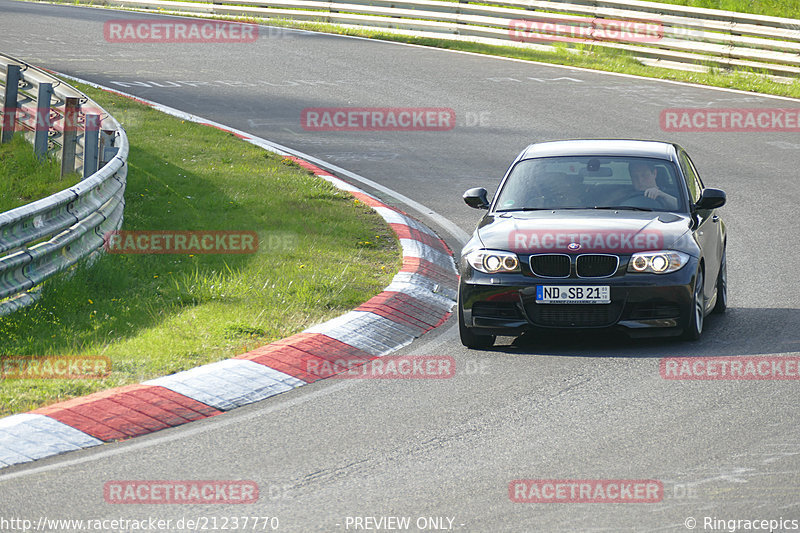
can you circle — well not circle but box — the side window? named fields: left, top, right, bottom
left=679, top=152, right=702, bottom=204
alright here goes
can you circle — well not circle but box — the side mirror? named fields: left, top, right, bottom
left=695, top=188, right=726, bottom=210
left=463, top=187, right=490, bottom=209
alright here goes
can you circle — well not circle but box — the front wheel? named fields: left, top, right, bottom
left=457, top=295, right=495, bottom=349
left=682, top=268, right=705, bottom=341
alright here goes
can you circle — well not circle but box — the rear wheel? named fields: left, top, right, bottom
left=683, top=268, right=705, bottom=341
left=712, top=249, right=727, bottom=314
left=457, top=293, right=495, bottom=349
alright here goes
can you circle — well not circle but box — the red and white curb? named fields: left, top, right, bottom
left=0, top=76, right=458, bottom=470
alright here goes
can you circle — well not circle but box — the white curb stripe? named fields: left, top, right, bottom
left=304, top=311, right=417, bottom=356
left=145, top=359, right=305, bottom=411
left=0, top=414, right=102, bottom=467
left=391, top=272, right=458, bottom=302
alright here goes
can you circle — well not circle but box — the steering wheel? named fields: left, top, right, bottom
left=616, top=191, right=667, bottom=209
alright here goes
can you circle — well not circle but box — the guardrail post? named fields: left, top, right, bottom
left=1, top=64, right=21, bottom=143
left=99, top=129, right=118, bottom=168
left=60, top=97, right=80, bottom=177
left=33, top=82, right=52, bottom=159
left=83, top=114, right=100, bottom=178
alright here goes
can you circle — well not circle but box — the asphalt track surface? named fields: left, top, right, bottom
left=1, top=2, right=800, bottom=531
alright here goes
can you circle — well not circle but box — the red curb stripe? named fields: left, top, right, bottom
left=356, top=294, right=434, bottom=331
left=390, top=224, right=449, bottom=252
left=237, top=345, right=324, bottom=382
left=357, top=300, right=433, bottom=330
left=245, top=343, right=334, bottom=377
left=240, top=334, right=375, bottom=380
left=33, top=384, right=222, bottom=442
left=356, top=305, right=429, bottom=334
left=46, top=399, right=149, bottom=439
left=106, top=392, right=186, bottom=429
left=141, top=386, right=220, bottom=419
left=364, top=295, right=443, bottom=328
left=286, top=333, right=377, bottom=378
left=242, top=353, right=322, bottom=383
left=35, top=407, right=127, bottom=442
left=248, top=342, right=330, bottom=367
left=122, top=388, right=200, bottom=425
left=281, top=333, right=376, bottom=363
left=364, top=291, right=449, bottom=327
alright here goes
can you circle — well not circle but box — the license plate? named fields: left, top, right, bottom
left=536, top=285, right=610, bottom=304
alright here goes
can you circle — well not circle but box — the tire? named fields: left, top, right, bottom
left=682, top=268, right=705, bottom=341
left=712, top=249, right=727, bottom=314
left=457, top=295, right=495, bottom=349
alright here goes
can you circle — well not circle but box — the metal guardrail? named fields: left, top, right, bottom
left=0, top=53, right=127, bottom=316
left=99, top=0, right=800, bottom=77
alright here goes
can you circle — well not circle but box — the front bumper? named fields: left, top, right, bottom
left=460, top=258, right=697, bottom=337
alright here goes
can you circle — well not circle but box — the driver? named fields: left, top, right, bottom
left=628, top=160, right=678, bottom=210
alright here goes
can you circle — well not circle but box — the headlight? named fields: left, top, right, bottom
left=627, top=251, right=689, bottom=274
left=465, top=249, right=520, bottom=274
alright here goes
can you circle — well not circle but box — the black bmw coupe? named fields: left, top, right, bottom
left=459, top=140, right=727, bottom=348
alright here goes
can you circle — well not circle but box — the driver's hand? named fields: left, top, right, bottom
left=643, top=187, right=662, bottom=200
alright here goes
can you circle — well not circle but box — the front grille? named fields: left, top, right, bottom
left=529, top=254, right=570, bottom=277
left=532, top=305, right=618, bottom=327
left=576, top=254, right=619, bottom=278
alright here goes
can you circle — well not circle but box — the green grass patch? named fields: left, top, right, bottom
left=0, top=134, right=81, bottom=213
left=0, top=82, right=400, bottom=416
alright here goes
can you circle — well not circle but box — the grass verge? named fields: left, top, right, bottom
left=0, top=134, right=81, bottom=213
left=0, top=81, right=400, bottom=417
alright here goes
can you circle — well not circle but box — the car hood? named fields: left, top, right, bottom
left=475, top=210, right=694, bottom=255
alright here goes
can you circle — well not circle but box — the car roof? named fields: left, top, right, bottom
left=519, top=139, right=678, bottom=161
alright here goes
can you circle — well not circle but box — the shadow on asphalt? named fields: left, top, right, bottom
left=482, top=307, right=800, bottom=358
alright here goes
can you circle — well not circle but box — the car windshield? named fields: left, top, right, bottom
left=493, top=156, right=685, bottom=212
